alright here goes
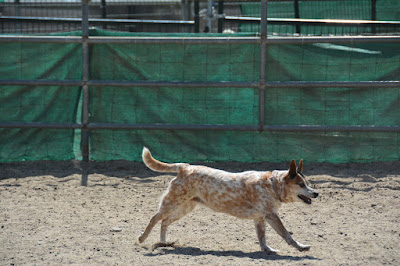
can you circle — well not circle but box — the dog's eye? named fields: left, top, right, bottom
left=299, top=183, right=305, bottom=188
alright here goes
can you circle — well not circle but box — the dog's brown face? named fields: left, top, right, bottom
left=284, top=160, right=319, bottom=204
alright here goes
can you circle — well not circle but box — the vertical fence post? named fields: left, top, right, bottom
left=101, top=0, right=107, bottom=29
left=294, top=0, right=300, bottom=34
left=81, top=0, right=90, bottom=186
left=194, top=0, right=200, bottom=33
left=182, top=0, right=191, bottom=33
left=206, top=0, right=213, bottom=32
left=217, top=0, right=224, bottom=33
left=14, top=0, right=22, bottom=33
left=258, top=0, right=267, bottom=132
left=371, top=0, right=377, bottom=34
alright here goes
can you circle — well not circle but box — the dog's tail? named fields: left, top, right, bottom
left=142, top=147, right=188, bottom=173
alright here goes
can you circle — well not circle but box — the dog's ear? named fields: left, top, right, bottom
left=289, top=159, right=297, bottom=178
left=297, top=159, right=303, bottom=173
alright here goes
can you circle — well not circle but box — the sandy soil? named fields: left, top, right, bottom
left=1, top=160, right=399, bottom=265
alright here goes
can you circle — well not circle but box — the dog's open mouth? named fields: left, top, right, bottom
left=298, top=195, right=312, bottom=204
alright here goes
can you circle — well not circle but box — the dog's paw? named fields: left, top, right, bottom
left=297, top=243, right=311, bottom=252
left=262, top=246, right=280, bottom=255
left=138, top=235, right=145, bottom=243
left=152, top=242, right=177, bottom=250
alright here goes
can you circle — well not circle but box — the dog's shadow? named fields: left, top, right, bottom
left=144, top=245, right=321, bottom=262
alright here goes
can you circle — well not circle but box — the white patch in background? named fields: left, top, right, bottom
left=313, top=43, right=382, bottom=55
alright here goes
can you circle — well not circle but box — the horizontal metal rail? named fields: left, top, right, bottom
left=0, top=16, right=195, bottom=26
left=0, top=1, right=180, bottom=6
left=0, top=80, right=82, bottom=86
left=0, top=36, right=83, bottom=43
left=88, top=123, right=400, bottom=132
left=2, top=35, right=400, bottom=44
left=265, top=81, right=400, bottom=88
left=263, top=125, right=400, bottom=132
left=266, top=35, right=400, bottom=44
left=3, top=16, right=400, bottom=28
left=87, top=36, right=260, bottom=44
left=0, top=122, right=82, bottom=129
left=87, top=123, right=258, bottom=131
left=87, top=80, right=259, bottom=88
left=225, top=16, right=400, bottom=27
left=0, top=35, right=261, bottom=44
left=1, top=80, right=399, bottom=88
left=88, top=80, right=400, bottom=89
left=0, top=2, right=82, bottom=7
left=1, top=122, right=400, bottom=133
left=87, top=35, right=400, bottom=44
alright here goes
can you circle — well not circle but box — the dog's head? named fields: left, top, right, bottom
left=283, top=159, right=319, bottom=204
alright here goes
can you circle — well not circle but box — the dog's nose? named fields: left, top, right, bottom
left=313, top=191, right=319, bottom=198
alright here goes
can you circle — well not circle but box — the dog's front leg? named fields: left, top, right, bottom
left=254, top=218, right=280, bottom=254
left=264, top=213, right=311, bottom=252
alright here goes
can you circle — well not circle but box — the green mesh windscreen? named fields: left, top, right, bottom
left=0, top=40, right=82, bottom=162
left=0, top=29, right=399, bottom=163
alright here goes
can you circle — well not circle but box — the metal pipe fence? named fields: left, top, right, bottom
left=0, top=0, right=400, bottom=183
left=3, top=34, right=400, bottom=44
left=2, top=16, right=399, bottom=35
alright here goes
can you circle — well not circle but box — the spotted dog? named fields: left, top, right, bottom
left=138, top=147, right=319, bottom=253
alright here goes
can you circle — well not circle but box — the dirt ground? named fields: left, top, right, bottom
left=1, top=159, right=399, bottom=265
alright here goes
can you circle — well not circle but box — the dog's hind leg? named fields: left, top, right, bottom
left=160, top=200, right=197, bottom=243
left=265, top=213, right=311, bottom=252
left=254, top=217, right=280, bottom=254
left=138, top=212, right=163, bottom=243
left=139, top=179, right=196, bottom=244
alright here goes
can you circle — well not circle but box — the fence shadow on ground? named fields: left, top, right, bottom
left=0, top=160, right=151, bottom=180
left=1, top=160, right=400, bottom=187
left=0, top=160, right=82, bottom=180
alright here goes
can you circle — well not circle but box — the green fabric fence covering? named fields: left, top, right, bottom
left=0, top=40, right=82, bottom=162
left=0, top=29, right=399, bottom=163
